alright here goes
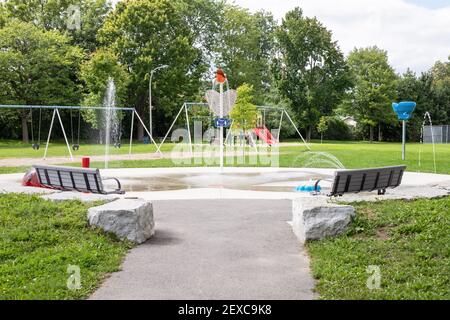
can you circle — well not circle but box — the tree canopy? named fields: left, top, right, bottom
left=275, top=8, right=351, bottom=140
left=229, top=83, right=258, bottom=131
left=0, top=0, right=449, bottom=143
left=0, top=20, right=83, bottom=142
left=98, top=0, right=206, bottom=137
left=340, top=46, right=398, bottom=141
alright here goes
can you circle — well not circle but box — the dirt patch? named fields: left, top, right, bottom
left=375, top=228, right=389, bottom=240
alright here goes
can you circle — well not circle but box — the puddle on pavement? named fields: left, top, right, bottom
left=119, top=171, right=332, bottom=193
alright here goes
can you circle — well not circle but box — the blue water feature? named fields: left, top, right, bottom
left=295, top=184, right=321, bottom=192
left=392, top=101, right=416, bottom=121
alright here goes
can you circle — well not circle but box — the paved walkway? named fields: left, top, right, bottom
left=90, top=200, right=315, bottom=300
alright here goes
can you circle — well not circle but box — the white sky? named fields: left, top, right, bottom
left=231, top=0, right=450, bottom=74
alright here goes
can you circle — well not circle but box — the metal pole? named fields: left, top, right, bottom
left=129, top=110, right=135, bottom=156
left=43, top=109, right=56, bottom=160
left=283, top=109, right=311, bottom=150
left=149, top=71, right=153, bottom=137
left=56, top=109, right=74, bottom=161
left=402, top=120, right=406, bottom=160
left=219, top=82, right=224, bottom=171
left=185, top=104, right=193, bottom=156
left=133, top=110, right=162, bottom=155
left=277, top=110, right=284, bottom=142
left=157, top=103, right=186, bottom=153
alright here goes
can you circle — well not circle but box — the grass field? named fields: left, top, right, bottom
left=0, top=194, right=132, bottom=299
left=0, top=139, right=174, bottom=158
left=0, top=140, right=449, bottom=174
left=308, top=196, right=450, bottom=300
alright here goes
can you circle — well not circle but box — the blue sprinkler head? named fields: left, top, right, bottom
left=295, top=185, right=322, bottom=192
left=392, top=101, right=416, bottom=121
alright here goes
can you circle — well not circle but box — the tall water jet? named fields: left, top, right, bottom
left=103, top=78, right=119, bottom=169
left=419, top=111, right=437, bottom=173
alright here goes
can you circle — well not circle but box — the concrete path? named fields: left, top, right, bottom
left=90, top=199, right=315, bottom=300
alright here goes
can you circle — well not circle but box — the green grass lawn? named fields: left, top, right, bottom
left=0, top=140, right=448, bottom=174
left=281, top=141, right=449, bottom=174
left=0, top=194, right=132, bottom=300
left=72, top=142, right=449, bottom=175
left=308, top=196, right=450, bottom=300
left=0, top=139, right=174, bottom=159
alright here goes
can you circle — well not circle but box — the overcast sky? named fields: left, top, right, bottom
left=230, top=0, right=450, bottom=74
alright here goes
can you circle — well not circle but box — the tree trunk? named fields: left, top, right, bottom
left=21, top=112, right=29, bottom=144
left=137, top=122, right=144, bottom=141
left=378, top=123, right=382, bottom=142
left=369, top=126, right=374, bottom=143
left=321, top=133, right=323, bottom=144
left=307, top=125, right=312, bottom=142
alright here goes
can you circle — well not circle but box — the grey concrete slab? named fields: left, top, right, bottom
left=41, top=191, right=119, bottom=203
left=90, top=199, right=315, bottom=300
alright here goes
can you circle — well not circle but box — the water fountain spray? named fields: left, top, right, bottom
left=419, top=111, right=437, bottom=174
left=103, top=77, right=119, bottom=169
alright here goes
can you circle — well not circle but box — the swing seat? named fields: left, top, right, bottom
left=32, top=143, right=40, bottom=150
left=114, top=142, right=121, bottom=148
left=32, top=164, right=125, bottom=195
left=72, top=144, right=80, bottom=151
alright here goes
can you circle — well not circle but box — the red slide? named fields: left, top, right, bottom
left=253, top=126, right=277, bottom=145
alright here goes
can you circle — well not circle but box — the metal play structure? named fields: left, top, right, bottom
left=158, top=103, right=310, bottom=149
left=0, top=104, right=161, bottom=160
left=157, top=70, right=310, bottom=171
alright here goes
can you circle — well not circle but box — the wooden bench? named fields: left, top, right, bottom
left=318, top=165, right=406, bottom=197
left=33, top=165, right=124, bottom=195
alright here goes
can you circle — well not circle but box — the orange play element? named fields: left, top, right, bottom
left=216, top=68, right=226, bottom=83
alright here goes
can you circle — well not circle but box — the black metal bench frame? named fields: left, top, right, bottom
left=320, top=165, right=406, bottom=197
left=33, top=165, right=125, bottom=195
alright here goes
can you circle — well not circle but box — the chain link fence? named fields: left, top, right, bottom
left=423, top=125, right=450, bottom=144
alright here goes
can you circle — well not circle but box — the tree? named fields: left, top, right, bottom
left=216, top=6, right=277, bottom=103
left=396, top=69, right=436, bottom=141
left=341, top=46, right=397, bottom=142
left=0, top=20, right=83, bottom=143
left=317, top=116, right=328, bottom=143
left=275, top=8, right=351, bottom=141
left=98, top=0, right=206, bottom=138
left=0, top=3, right=7, bottom=28
left=176, top=0, right=224, bottom=76
left=3, top=0, right=112, bottom=51
left=429, top=57, right=450, bottom=124
left=79, top=48, right=130, bottom=128
left=229, top=83, right=258, bottom=132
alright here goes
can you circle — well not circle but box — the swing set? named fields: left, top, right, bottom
left=0, top=104, right=161, bottom=160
